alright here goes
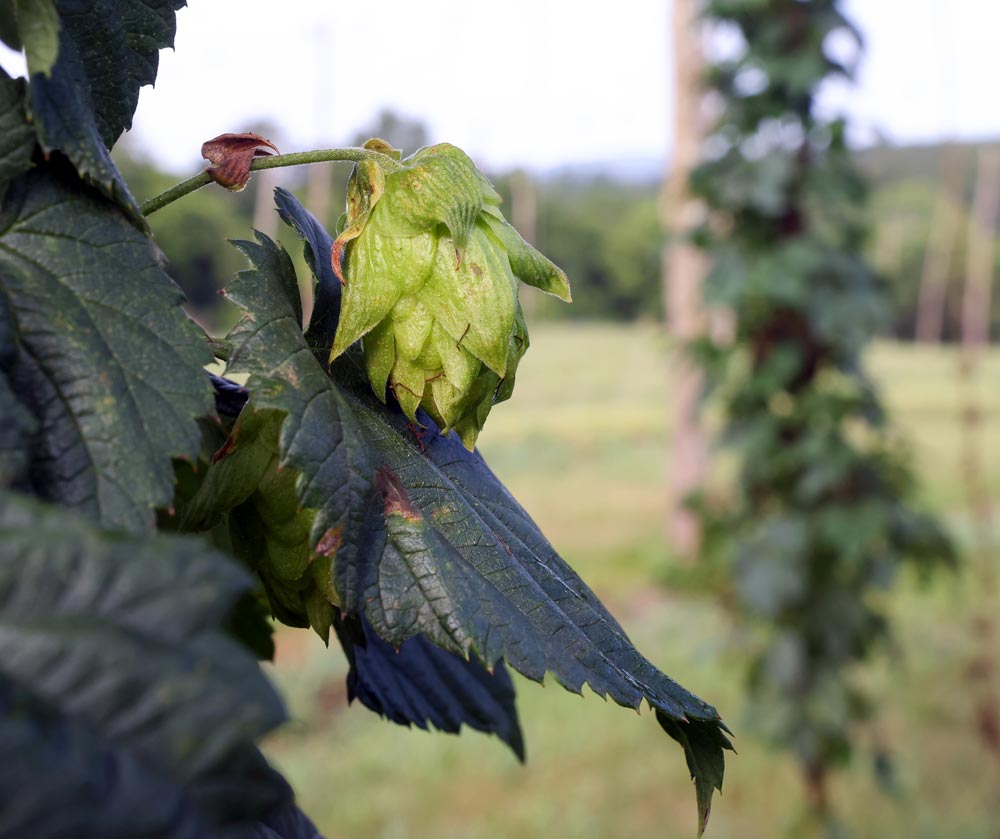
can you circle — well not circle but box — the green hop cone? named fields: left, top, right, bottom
left=172, top=405, right=336, bottom=642
left=330, top=140, right=571, bottom=449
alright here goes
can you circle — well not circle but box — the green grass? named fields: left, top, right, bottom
left=263, top=325, right=1000, bottom=838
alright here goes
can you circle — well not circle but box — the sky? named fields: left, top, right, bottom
left=2, top=1, right=1000, bottom=175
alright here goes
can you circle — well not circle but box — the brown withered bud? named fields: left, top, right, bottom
left=201, top=132, right=279, bottom=191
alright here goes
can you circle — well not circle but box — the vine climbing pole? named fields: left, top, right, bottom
left=688, top=0, right=955, bottom=827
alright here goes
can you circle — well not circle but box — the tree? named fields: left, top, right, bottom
left=687, top=0, right=953, bottom=826
left=0, top=3, right=731, bottom=836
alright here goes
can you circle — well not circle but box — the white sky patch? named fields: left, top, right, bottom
left=3, top=1, right=1000, bottom=174
left=123, top=0, right=671, bottom=173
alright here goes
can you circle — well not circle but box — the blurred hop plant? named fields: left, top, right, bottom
left=330, top=140, right=571, bottom=449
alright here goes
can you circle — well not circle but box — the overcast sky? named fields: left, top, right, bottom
left=2, top=1, right=999, bottom=174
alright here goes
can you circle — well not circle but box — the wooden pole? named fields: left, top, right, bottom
left=958, top=145, right=1000, bottom=807
left=961, top=147, right=1000, bottom=356
left=662, top=0, right=708, bottom=559
left=914, top=147, right=961, bottom=343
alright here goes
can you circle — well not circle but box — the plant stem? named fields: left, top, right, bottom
left=141, top=172, right=213, bottom=217
left=141, top=147, right=403, bottom=217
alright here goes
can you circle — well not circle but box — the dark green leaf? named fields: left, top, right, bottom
left=16, top=0, right=60, bottom=77
left=0, top=286, right=35, bottom=487
left=0, top=166, right=213, bottom=532
left=224, top=233, right=376, bottom=585
left=224, top=217, right=732, bottom=811
left=226, top=590, right=277, bottom=662
left=0, top=68, right=35, bottom=198
left=0, top=674, right=220, bottom=839
left=0, top=370, right=35, bottom=486
left=0, top=1, right=20, bottom=50
left=0, top=488, right=290, bottom=837
left=658, top=710, right=734, bottom=837
left=26, top=28, right=138, bottom=218
left=25, top=0, right=185, bottom=219
left=87, top=0, right=187, bottom=145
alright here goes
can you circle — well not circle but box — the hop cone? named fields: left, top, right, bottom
left=176, top=407, right=335, bottom=640
left=331, top=141, right=571, bottom=449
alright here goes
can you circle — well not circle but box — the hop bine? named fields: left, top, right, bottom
left=330, top=140, right=571, bottom=449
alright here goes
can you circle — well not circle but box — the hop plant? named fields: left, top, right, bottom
left=330, top=140, right=571, bottom=449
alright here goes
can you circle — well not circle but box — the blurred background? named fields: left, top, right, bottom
left=5, top=1, right=999, bottom=835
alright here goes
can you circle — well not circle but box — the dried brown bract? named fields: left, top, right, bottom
left=201, top=132, right=279, bottom=191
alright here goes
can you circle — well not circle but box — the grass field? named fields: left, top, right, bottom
left=262, top=324, right=1000, bottom=838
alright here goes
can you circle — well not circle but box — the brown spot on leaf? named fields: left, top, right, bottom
left=314, top=527, right=344, bottom=559
left=375, top=465, right=421, bottom=521
left=211, top=435, right=235, bottom=463
left=201, top=132, right=279, bottom=192
left=331, top=239, right=347, bottom=285
left=492, top=531, right=513, bottom=556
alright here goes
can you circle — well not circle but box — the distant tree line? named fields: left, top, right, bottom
left=118, top=119, right=1000, bottom=341
left=861, top=141, right=1000, bottom=342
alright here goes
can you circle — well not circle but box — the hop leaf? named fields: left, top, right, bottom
left=331, top=141, right=570, bottom=449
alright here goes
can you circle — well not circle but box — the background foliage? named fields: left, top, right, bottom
left=115, top=130, right=1000, bottom=341
left=685, top=0, right=956, bottom=826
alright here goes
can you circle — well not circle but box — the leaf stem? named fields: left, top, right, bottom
left=140, top=148, right=403, bottom=217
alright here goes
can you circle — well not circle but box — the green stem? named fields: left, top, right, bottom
left=141, top=172, right=212, bottom=217
left=141, top=147, right=403, bottom=217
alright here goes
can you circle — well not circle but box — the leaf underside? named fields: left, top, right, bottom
left=0, top=165, right=213, bottom=532
left=249, top=802, right=324, bottom=839
left=222, top=189, right=732, bottom=825
left=0, top=488, right=290, bottom=838
left=334, top=611, right=525, bottom=761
